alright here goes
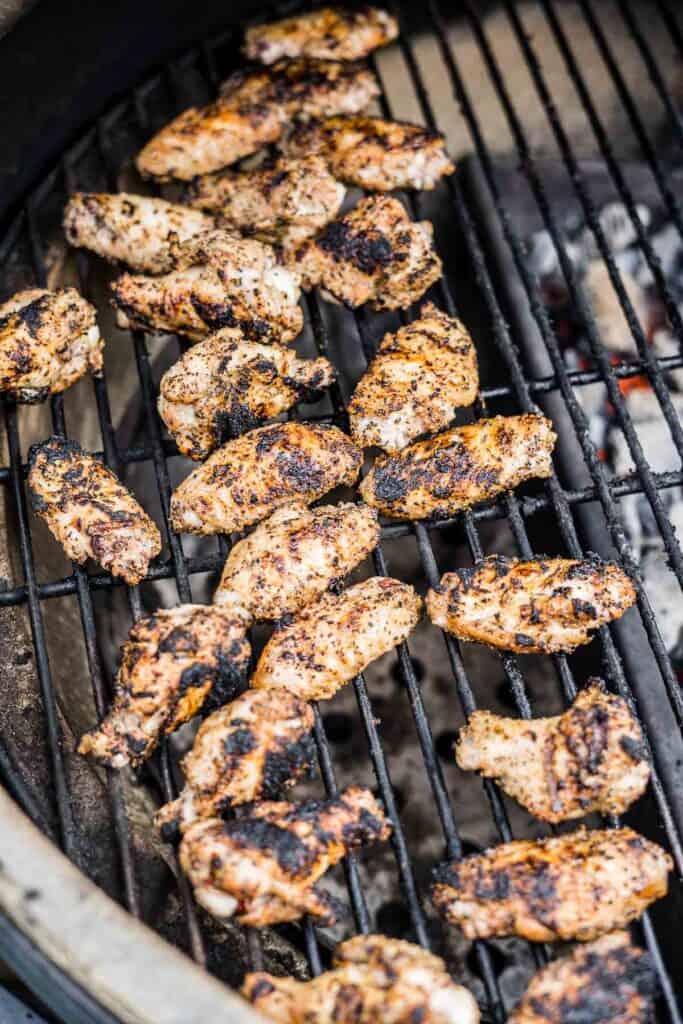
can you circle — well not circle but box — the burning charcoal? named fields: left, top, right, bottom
left=583, top=260, right=649, bottom=357
left=642, top=542, right=683, bottom=652
left=598, top=201, right=650, bottom=253
left=653, top=327, right=683, bottom=391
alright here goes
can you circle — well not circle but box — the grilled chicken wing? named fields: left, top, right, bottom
left=252, top=576, right=422, bottom=700
left=214, top=501, right=380, bottom=621
left=0, top=289, right=103, bottom=403
left=455, top=681, right=650, bottom=823
left=431, top=827, right=671, bottom=942
left=244, top=7, right=398, bottom=64
left=509, top=931, right=655, bottom=1024
left=360, top=414, right=556, bottom=520
left=111, top=229, right=303, bottom=344
left=349, top=303, right=478, bottom=452
left=77, top=605, right=250, bottom=769
left=296, top=195, right=442, bottom=309
left=28, top=436, right=161, bottom=585
left=244, top=934, right=480, bottom=1024
left=170, top=421, right=362, bottom=535
left=283, top=115, right=454, bottom=192
left=179, top=786, right=391, bottom=926
left=158, top=329, right=335, bottom=460
left=154, top=690, right=315, bottom=838
left=136, top=59, right=379, bottom=182
left=426, top=555, right=636, bottom=654
left=63, top=192, right=214, bottom=274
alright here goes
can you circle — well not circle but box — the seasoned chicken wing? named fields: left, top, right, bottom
left=455, top=681, right=650, bottom=823
left=0, top=289, right=103, bottom=403
left=111, top=229, right=303, bottom=345
left=154, top=690, right=314, bottom=838
left=252, top=576, right=422, bottom=700
left=283, top=115, right=454, bottom=192
left=431, top=827, right=671, bottom=942
left=179, top=786, right=391, bottom=926
left=296, top=195, right=442, bottom=309
left=137, top=59, right=379, bottom=182
left=509, top=931, right=655, bottom=1024
left=244, top=934, right=480, bottom=1024
left=360, top=414, right=556, bottom=520
left=244, top=7, right=398, bottom=64
left=28, top=436, right=161, bottom=585
left=158, top=329, right=335, bottom=460
left=349, top=303, right=478, bottom=452
left=426, top=555, right=636, bottom=654
left=170, top=421, right=362, bottom=535
left=63, top=192, right=214, bottom=274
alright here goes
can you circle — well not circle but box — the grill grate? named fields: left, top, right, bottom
left=1, top=1, right=683, bottom=1021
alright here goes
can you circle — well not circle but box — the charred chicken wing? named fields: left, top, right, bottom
left=244, top=7, right=398, bottom=64
left=77, top=605, right=250, bottom=769
left=431, top=827, right=671, bottom=942
left=28, top=436, right=161, bottom=585
left=179, top=786, right=391, bottom=926
left=170, top=421, right=362, bottom=535
left=349, top=303, right=478, bottom=452
left=426, top=555, right=636, bottom=654
left=0, top=289, right=103, bottom=403
left=252, top=576, right=422, bottom=700
left=154, top=690, right=315, bottom=838
left=359, top=414, right=556, bottom=520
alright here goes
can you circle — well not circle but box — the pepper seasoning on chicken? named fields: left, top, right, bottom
left=243, top=7, right=398, bottom=64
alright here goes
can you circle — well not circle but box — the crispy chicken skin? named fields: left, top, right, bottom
left=179, top=786, right=391, bottom=926
left=0, top=289, right=103, bottom=403
left=431, top=827, right=672, bottom=942
left=154, top=690, right=315, bottom=838
left=509, top=931, right=656, bottom=1024
left=349, top=303, right=478, bottom=452
left=28, top=436, right=161, bottom=585
left=244, top=7, right=398, bottom=64
left=295, top=195, right=442, bottom=309
left=77, top=605, right=251, bottom=769
left=170, top=421, right=362, bottom=535
left=157, top=329, right=336, bottom=460
left=252, top=576, right=422, bottom=700
left=214, top=501, right=380, bottom=621
left=111, top=229, right=303, bottom=345
left=136, top=59, right=379, bottom=182
left=426, top=555, right=636, bottom=654
left=455, top=681, right=651, bottom=823
left=283, top=115, right=454, bottom=192
left=63, top=192, right=214, bottom=274
left=244, top=934, right=480, bottom=1024
left=360, top=414, right=556, bottom=520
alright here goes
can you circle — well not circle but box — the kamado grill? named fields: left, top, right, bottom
left=0, top=1, right=682, bottom=1021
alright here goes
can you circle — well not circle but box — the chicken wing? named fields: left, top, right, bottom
left=431, top=827, right=671, bottom=942
left=179, top=786, right=391, bottom=926
left=426, top=555, right=636, bottom=654
left=215, top=501, right=380, bottom=621
left=283, top=115, right=454, bottom=192
left=509, top=931, right=655, bottom=1024
left=77, top=605, right=250, bottom=769
left=63, top=192, right=214, bottom=274
left=243, top=934, right=480, bottom=1024
left=349, top=303, right=478, bottom=452
left=455, top=681, right=650, bottom=823
left=170, top=421, right=362, bottom=535
left=154, top=690, right=315, bottom=838
left=251, top=576, right=422, bottom=700
left=157, top=329, right=336, bottom=460
left=111, top=229, right=303, bottom=345
left=136, top=59, right=379, bottom=182
left=28, top=436, right=161, bottom=585
left=0, top=288, right=103, bottom=403
left=295, top=195, right=442, bottom=309
left=243, top=7, right=398, bottom=64
left=359, top=414, right=556, bottom=520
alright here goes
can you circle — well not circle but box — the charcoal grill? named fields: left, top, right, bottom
left=0, top=1, right=682, bottom=1021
